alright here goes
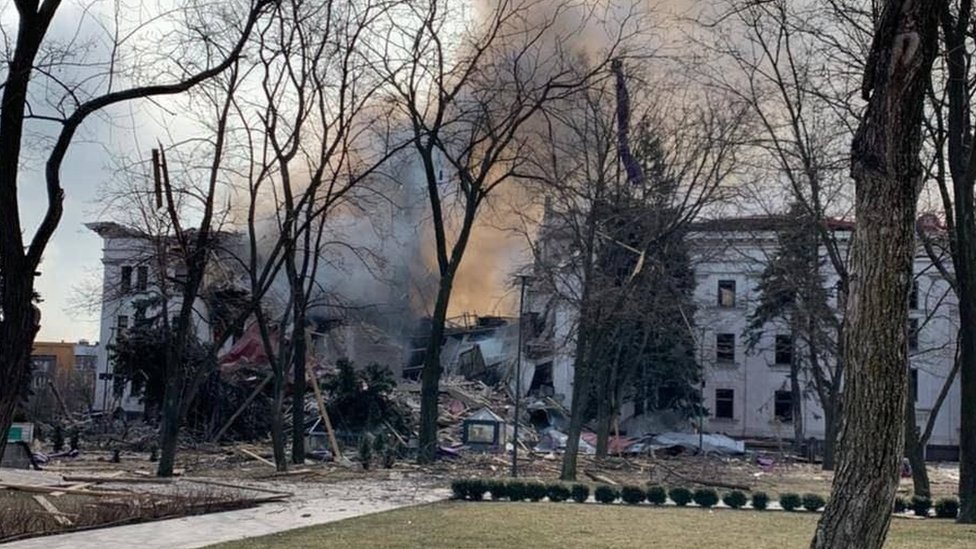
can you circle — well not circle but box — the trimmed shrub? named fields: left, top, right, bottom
left=547, top=484, right=571, bottom=503
left=646, top=485, right=668, bottom=506
left=911, top=495, right=932, bottom=518
left=893, top=496, right=908, bottom=513
left=621, top=486, right=645, bottom=505
left=723, top=490, right=748, bottom=510
left=751, top=491, right=769, bottom=511
left=780, top=493, right=802, bottom=512
left=507, top=481, right=528, bottom=502
left=935, top=498, right=959, bottom=519
left=467, top=479, right=488, bottom=501
left=525, top=482, right=548, bottom=502
left=594, top=485, right=620, bottom=504
left=570, top=484, right=590, bottom=503
left=451, top=479, right=469, bottom=500
left=693, top=488, right=719, bottom=508
left=486, top=480, right=508, bottom=501
left=669, top=487, right=693, bottom=507
left=802, top=493, right=826, bottom=512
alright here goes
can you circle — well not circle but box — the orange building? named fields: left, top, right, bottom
left=30, top=341, right=77, bottom=389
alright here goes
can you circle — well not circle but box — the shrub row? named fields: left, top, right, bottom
left=452, top=479, right=822, bottom=512
left=892, top=495, right=959, bottom=519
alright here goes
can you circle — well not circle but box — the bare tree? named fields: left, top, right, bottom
left=810, top=0, right=938, bottom=546
left=0, top=0, right=273, bottom=462
left=375, top=0, right=639, bottom=463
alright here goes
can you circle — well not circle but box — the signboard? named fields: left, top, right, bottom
left=6, top=422, right=33, bottom=443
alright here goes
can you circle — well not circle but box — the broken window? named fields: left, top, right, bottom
left=715, top=388, right=734, bottom=419
left=716, top=333, right=735, bottom=363
left=120, top=266, right=132, bottom=295
left=136, top=265, right=149, bottom=292
left=908, top=318, right=919, bottom=351
left=717, top=280, right=736, bottom=308
left=909, top=280, right=919, bottom=310
left=774, top=335, right=793, bottom=366
left=528, top=362, right=554, bottom=397
left=774, top=390, right=793, bottom=423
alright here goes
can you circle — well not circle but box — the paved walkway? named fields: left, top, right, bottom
left=4, top=477, right=449, bottom=549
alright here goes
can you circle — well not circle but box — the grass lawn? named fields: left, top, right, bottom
left=210, top=502, right=976, bottom=549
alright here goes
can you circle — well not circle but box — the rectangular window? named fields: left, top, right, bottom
left=715, top=388, right=734, bottom=419
left=716, top=333, right=735, bottom=363
left=120, top=266, right=132, bottom=295
left=718, top=280, right=736, bottom=308
left=136, top=265, right=149, bottom=292
left=117, top=315, right=129, bottom=336
left=774, top=390, right=793, bottom=423
left=910, top=368, right=919, bottom=403
left=775, top=335, right=793, bottom=366
left=909, top=280, right=919, bottom=310
left=908, top=318, right=919, bottom=351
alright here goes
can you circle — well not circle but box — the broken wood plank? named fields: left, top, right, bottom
left=33, top=495, right=72, bottom=526
left=211, top=373, right=273, bottom=442
left=237, top=447, right=276, bottom=468
left=307, top=369, right=346, bottom=465
left=583, top=470, right=619, bottom=485
left=62, top=475, right=173, bottom=484
left=180, top=478, right=293, bottom=497
left=0, top=483, right=131, bottom=497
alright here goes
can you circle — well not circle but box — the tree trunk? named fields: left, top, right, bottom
left=417, top=273, right=454, bottom=463
left=560, top=334, right=592, bottom=481
left=810, top=2, right=937, bottom=547
left=290, top=288, right=307, bottom=464
left=270, top=366, right=287, bottom=472
left=822, top=397, right=839, bottom=471
left=790, top=353, right=804, bottom=453
left=941, top=0, right=976, bottom=522
left=904, top=396, right=931, bottom=497
left=0, top=274, right=38, bottom=462
left=594, top=371, right=611, bottom=459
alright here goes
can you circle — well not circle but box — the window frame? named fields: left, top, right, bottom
left=774, top=334, right=793, bottom=366
left=717, top=279, right=736, bottom=308
left=714, top=388, right=734, bottom=419
left=716, top=333, right=735, bottom=363
left=774, top=390, right=794, bottom=423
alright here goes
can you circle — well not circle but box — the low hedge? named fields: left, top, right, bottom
left=780, top=493, right=802, bottom=512
left=547, top=483, right=571, bottom=503
left=486, top=480, right=507, bottom=501
left=751, top=491, right=769, bottom=511
left=594, top=485, right=620, bottom=504
left=893, top=496, right=908, bottom=513
left=621, top=486, right=645, bottom=505
left=723, top=490, right=748, bottom=510
left=507, top=481, right=528, bottom=502
left=911, top=495, right=932, bottom=518
left=935, top=497, right=959, bottom=519
left=525, top=482, right=548, bottom=502
left=646, top=485, right=667, bottom=506
left=570, top=484, right=590, bottom=503
left=669, top=487, right=693, bottom=507
left=693, top=488, right=719, bottom=508
left=802, top=493, right=826, bottom=512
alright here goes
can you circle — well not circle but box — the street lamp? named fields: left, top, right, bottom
left=512, top=274, right=531, bottom=477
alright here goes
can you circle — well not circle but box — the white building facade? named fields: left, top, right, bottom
left=525, top=215, right=963, bottom=459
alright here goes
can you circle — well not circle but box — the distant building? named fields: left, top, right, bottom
left=525, top=214, right=962, bottom=459
left=26, top=340, right=99, bottom=419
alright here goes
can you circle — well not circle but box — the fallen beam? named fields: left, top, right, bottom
left=237, top=447, right=276, bottom=468
left=61, top=475, right=173, bottom=484
left=32, top=495, right=73, bottom=526
left=180, top=477, right=293, bottom=497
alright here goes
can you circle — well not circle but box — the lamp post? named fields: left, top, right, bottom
left=512, top=274, right=530, bottom=477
